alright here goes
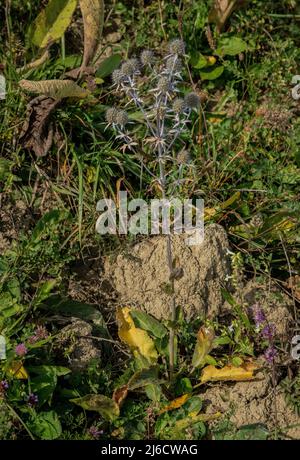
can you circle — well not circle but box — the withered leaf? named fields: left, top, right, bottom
left=19, top=79, right=90, bottom=99
left=20, top=95, right=61, bottom=157
left=200, top=362, right=259, bottom=384
left=79, top=0, right=105, bottom=70
left=112, top=385, right=129, bottom=407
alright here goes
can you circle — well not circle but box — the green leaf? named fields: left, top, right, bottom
left=200, top=66, right=224, bottom=80
left=216, top=37, right=248, bottom=56
left=130, top=310, right=168, bottom=339
left=235, top=424, right=269, bottom=440
left=145, top=384, right=162, bottom=402
left=30, top=411, right=62, bottom=440
left=31, top=209, right=69, bottom=242
left=34, top=279, right=57, bottom=306
left=96, top=54, right=122, bottom=78
left=71, top=394, right=120, bottom=421
left=30, top=0, right=77, bottom=49
left=232, top=356, right=243, bottom=367
left=29, top=366, right=70, bottom=406
left=128, top=366, right=162, bottom=390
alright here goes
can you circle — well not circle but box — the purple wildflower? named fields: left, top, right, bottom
left=0, top=380, right=9, bottom=393
left=264, top=346, right=277, bottom=364
left=27, top=393, right=38, bottom=407
left=15, top=343, right=28, bottom=357
left=261, top=324, right=276, bottom=341
left=88, top=426, right=103, bottom=439
left=28, top=325, right=48, bottom=344
left=251, top=304, right=266, bottom=326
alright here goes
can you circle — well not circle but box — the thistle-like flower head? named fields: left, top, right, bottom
left=184, top=92, right=200, bottom=109
left=115, top=110, right=129, bottom=126
left=168, top=39, right=185, bottom=56
left=105, top=107, right=119, bottom=125
left=172, top=98, right=185, bottom=114
left=112, top=69, right=125, bottom=85
left=121, top=58, right=140, bottom=77
left=166, top=56, right=182, bottom=73
left=140, top=49, right=155, bottom=66
left=157, top=76, right=172, bottom=94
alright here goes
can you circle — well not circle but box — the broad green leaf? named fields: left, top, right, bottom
left=80, top=0, right=105, bottom=68
left=30, top=0, right=77, bottom=49
left=200, top=65, right=224, bottom=80
left=71, top=394, right=120, bottom=421
left=145, top=384, right=162, bottom=402
left=29, top=411, right=62, bottom=440
left=130, top=310, right=168, bottom=339
left=216, top=36, right=248, bottom=56
left=96, top=54, right=122, bottom=78
left=128, top=366, right=162, bottom=390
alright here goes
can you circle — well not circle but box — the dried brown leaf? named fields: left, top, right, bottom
left=19, top=79, right=90, bottom=99
left=79, top=0, right=105, bottom=70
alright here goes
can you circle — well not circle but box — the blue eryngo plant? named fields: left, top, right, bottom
left=105, top=39, right=201, bottom=378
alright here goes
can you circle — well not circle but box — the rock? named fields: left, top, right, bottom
left=56, top=319, right=101, bottom=371
left=104, top=224, right=231, bottom=320
left=202, top=372, right=300, bottom=439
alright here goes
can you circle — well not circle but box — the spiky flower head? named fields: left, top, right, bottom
left=184, top=92, right=201, bottom=109
left=121, top=58, right=140, bottom=77
left=177, top=150, right=191, bottom=165
left=157, top=76, right=172, bottom=94
left=105, top=107, right=119, bottom=125
left=172, top=97, right=185, bottom=114
left=140, top=49, right=154, bottom=66
left=166, top=56, right=182, bottom=73
left=112, top=68, right=125, bottom=85
left=168, top=39, right=185, bottom=56
left=115, top=109, right=129, bottom=126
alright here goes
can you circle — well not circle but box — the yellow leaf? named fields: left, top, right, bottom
left=7, top=362, right=28, bottom=379
left=159, top=394, right=190, bottom=414
left=200, top=362, right=258, bottom=384
left=116, top=307, right=158, bottom=363
left=192, top=326, right=215, bottom=369
left=31, top=0, right=77, bottom=49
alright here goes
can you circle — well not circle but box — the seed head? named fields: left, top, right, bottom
left=172, top=97, right=185, bottom=114
left=140, top=50, right=154, bottom=66
left=121, top=58, right=140, bottom=77
left=177, top=150, right=191, bottom=165
left=112, top=69, right=125, bottom=85
left=168, top=39, right=185, bottom=56
left=157, top=76, right=172, bottom=93
left=105, top=107, right=119, bottom=125
left=115, top=110, right=129, bottom=126
left=166, top=57, right=182, bottom=73
left=184, top=92, right=200, bottom=109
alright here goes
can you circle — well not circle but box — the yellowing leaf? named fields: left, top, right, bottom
left=192, top=326, right=215, bottom=369
left=79, top=0, right=105, bottom=69
left=200, top=362, right=258, bottom=384
left=116, top=307, right=158, bottom=363
left=159, top=394, right=190, bottom=414
left=71, top=394, right=119, bottom=421
left=7, top=362, right=28, bottom=379
left=31, top=0, right=77, bottom=49
left=19, top=79, right=90, bottom=99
